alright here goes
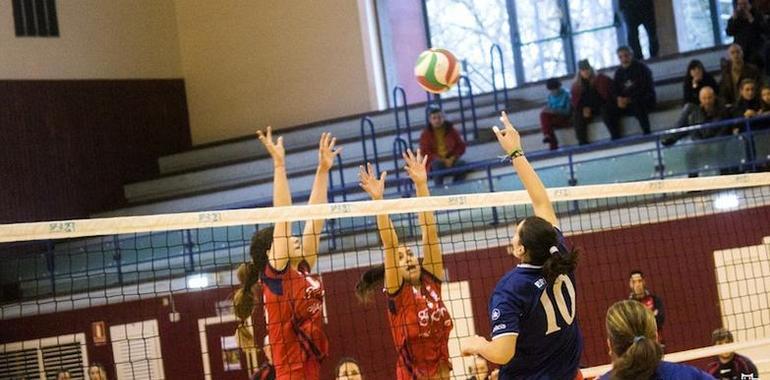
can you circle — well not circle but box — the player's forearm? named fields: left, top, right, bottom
left=271, top=164, right=292, bottom=266
left=478, top=338, right=516, bottom=365
left=300, top=166, right=330, bottom=265
left=512, top=156, right=557, bottom=225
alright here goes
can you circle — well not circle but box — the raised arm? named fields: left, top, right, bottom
left=299, top=132, right=342, bottom=270
left=359, top=164, right=402, bottom=293
left=494, top=112, right=558, bottom=227
left=257, top=127, right=293, bottom=271
left=403, top=149, right=444, bottom=280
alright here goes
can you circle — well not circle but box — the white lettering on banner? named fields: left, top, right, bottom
left=49, top=222, right=76, bottom=233
left=198, top=212, right=221, bottom=223
left=329, top=204, right=352, bottom=214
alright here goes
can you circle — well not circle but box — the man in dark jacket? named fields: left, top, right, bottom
left=720, top=44, right=762, bottom=106
left=727, top=0, right=768, bottom=68
left=609, top=46, right=656, bottom=136
left=419, top=107, right=467, bottom=186
left=619, top=0, right=659, bottom=59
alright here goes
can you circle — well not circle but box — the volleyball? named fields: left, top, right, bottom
left=414, top=48, right=460, bottom=94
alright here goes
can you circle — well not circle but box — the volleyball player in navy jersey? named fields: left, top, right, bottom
left=599, top=300, right=712, bottom=379
left=461, top=112, right=582, bottom=379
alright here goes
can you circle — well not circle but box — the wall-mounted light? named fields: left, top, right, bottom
left=187, top=274, right=209, bottom=289
left=713, top=193, right=740, bottom=210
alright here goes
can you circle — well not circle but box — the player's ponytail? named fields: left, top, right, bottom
left=233, top=262, right=259, bottom=349
left=519, top=216, right=578, bottom=283
left=606, top=300, right=663, bottom=380
left=355, top=265, right=385, bottom=303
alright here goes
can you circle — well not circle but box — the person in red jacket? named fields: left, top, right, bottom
left=570, top=59, right=619, bottom=145
left=419, top=107, right=467, bottom=186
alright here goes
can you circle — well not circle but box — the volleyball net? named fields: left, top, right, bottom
left=1, top=173, right=770, bottom=379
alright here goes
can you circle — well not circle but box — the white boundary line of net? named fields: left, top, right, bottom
left=581, top=337, right=770, bottom=378
left=2, top=173, right=770, bottom=243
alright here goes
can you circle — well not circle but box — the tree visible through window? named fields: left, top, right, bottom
left=425, top=0, right=517, bottom=93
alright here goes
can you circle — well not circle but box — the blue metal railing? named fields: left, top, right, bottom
left=392, top=137, right=410, bottom=194
left=392, top=86, right=414, bottom=150
left=359, top=117, right=380, bottom=174
left=490, top=44, right=510, bottom=112
left=456, top=75, right=479, bottom=141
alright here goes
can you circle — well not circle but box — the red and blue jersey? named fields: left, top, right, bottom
left=488, top=228, right=583, bottom=379
left=598, top=361, right=713, bottom=379
left=261, top=261, right=328, bottom=380
left=387, top=270, right=453, bottom=379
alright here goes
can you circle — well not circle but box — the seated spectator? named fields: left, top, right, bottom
left=56, top=370, right=71, bottom=380
left=727, top=0, right=768, bottom=69
left=731, top=78, right=760, bottom=121
left=539, top=78, right=571, bottom=150
left=706, top=328, right=759, bottom=380
left=668, top=86, right=730, bottom=145
left=419, top=107, right=467, bottom=186
left=335, top=357, right=363, bottom=380
left=571, top=59, right=617, bottom=144
left=719, top=44, right=762, bottom=106
left=760, top=84, right=770, bottom=114
left=609, top=46, right=656, bottom=136
left=683, top=59, right=718, bottom=106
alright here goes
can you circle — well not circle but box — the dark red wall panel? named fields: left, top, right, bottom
left=2, top=205, right=769, bottom=379
left=0, top=80, right=191, bottom=223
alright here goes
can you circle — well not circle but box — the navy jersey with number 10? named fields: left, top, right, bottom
left=488, top=228, right=582, bottom=379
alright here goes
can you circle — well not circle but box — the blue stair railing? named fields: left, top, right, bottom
left=392, top=86, right=414, bottom=150
left=490, top=43, right=509, bottom=112
left=456, top=75, right=479, bottom=141
left=360, top=117, right=380, bottom=174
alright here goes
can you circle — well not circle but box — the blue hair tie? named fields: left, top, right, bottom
left=633, top=336, right=646, bottom=344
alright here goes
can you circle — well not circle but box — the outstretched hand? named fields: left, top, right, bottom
left=318, top=132, right=342, bottom=171
left=256, top=126, right=285, bottom=166
left=402, top=149, right=428, bottom=185
left=492, top=111, right=522, bottom=155
left=358, top=163, right=386, bottom=200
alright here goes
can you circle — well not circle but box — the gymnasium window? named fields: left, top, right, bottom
left=12, top=0, right=59, bottom=37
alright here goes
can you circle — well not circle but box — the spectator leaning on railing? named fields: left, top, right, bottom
left=666, top=86, right=731, bottom=146
left=719, top=44, right=762, bottom=107
left=570, top=59, right=616, bottom=145
left=609, top=46, right=657, bottom=136
left=731, top=78, right=760, bottom=121
left=539, top=78, right=571, bottom=150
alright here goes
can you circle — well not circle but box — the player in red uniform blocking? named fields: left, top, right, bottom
left=233, top=128, right=341, bottom=380
left=356, top=150, right=453, bottom=380
left=460, top=112, right=583, bottom=379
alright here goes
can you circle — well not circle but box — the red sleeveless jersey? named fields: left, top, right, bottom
left=386, top=270, right=453, bottom=379
left=262, top=261, right=328, bottom=380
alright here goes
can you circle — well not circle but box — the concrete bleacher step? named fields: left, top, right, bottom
left=98, top=107, right=678, bottom=217
left=124, top=80, right=685, bottom=203
left=155, top=49, right=724, bottom=175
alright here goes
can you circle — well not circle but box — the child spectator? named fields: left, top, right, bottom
left=539, top=78, right=571, bottom=150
